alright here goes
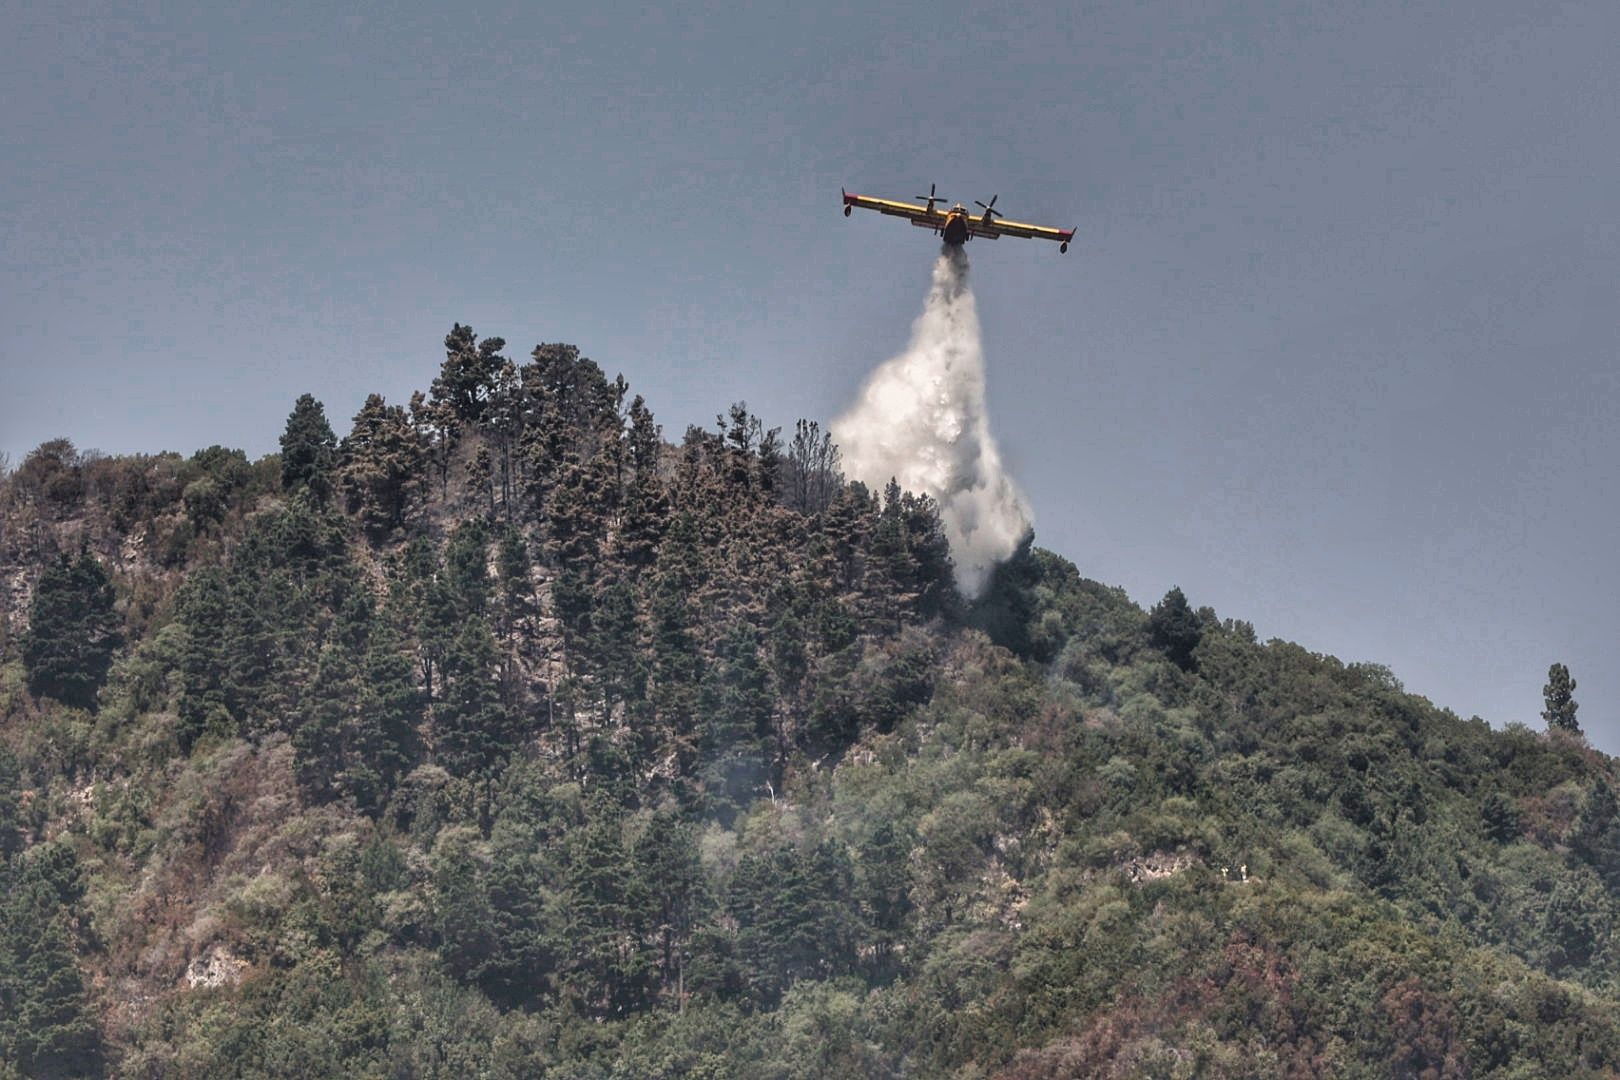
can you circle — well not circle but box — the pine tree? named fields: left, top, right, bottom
left=591, top=577, right=645, bottom=719
left=1543, top=662, right=1580, bottom=733
left=558, top=802, right=653, bottom=1015
left=348, top=620, right=424, bottom=812
left=476, top=834, right=557, bottom=1008
left=0, top=854, right=104, bottom=1077
left=0, top=745, right=23, bottom=859
left=855, top=821, right=914, bottom=979
left=409, top=390, right=458, bottom=498
left=821, top=484, right=873, bottom=590
left=786, top=419, right=842, bottom=516
left=698, top=624, right=773, bottom=821
left=434, top=618, right=516, bottom=779
left=614, top=395, right=669, bottom=568
left=727, top=839, right=859, bottom=1005
left=1148, top=585, right=1203, bottom=671
left=1480, top=791, right=1520, bottom=843
left=417, top=573, right=460, bottom=702
left=338, top=393, right=426, bottom=539
left=649, top=515, right=706, bottom=769
left=291, top=588, right=376, bottom=802
left=901, top=491, right=953, bottom=618
left=443, top=518, right=492, bottom=617
left=432, top=324, right=505, bottom=424
left=292, top=640, right=362, bottom=804
left=494, top=530, right=538, bottom=702
left=631, top=809, right=704, bottom=1001
left=486, top=359, right=525, bottom=516
left=430, top=826, right=499, bottom=986
left=279, top=393, right=338, bottom=501
left=1571, top=780, right=1620, bottom=890
left=176, top=567, right=232, bottom=750
left=866, top=481, right=919, bottom=630
left=466, top=444, right=494, bottom=515
left=757, top=425, right=783, bottom=496
left=23, top=549, right=121, bottom=711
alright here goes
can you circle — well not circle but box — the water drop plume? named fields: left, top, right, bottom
left=832, top=246, right=1033, bottom=599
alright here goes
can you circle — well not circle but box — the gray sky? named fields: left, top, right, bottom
left=4, top=0, right=1616, bottom=748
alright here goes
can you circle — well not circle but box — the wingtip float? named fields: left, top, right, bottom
left=842, top=183, right=1075, bottom=254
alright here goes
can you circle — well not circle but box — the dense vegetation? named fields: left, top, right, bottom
left=2, top=326, right=1618, bottom=1078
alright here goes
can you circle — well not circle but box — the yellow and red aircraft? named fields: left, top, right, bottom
left=842, top=183, right=1075, bottom=253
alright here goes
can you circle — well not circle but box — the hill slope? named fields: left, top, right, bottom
left=2, top=327, right=1619, bottom=1078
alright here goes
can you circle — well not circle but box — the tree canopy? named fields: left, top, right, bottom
left=23, top=548, right=121, bottom=710
left=3, top=326, right=1619, bottom=1078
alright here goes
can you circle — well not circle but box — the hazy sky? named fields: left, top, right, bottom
left=4, top=1, right=1616, bottom=748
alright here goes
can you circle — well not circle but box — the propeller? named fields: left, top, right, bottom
left=975, top=194, right=1002, bottom=219
left=914, top=182, right=947, bottom=205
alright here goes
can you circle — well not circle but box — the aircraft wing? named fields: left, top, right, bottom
left=969, top=215, right=1075, bottom=245
left=842, top=190, right=945, bottom=226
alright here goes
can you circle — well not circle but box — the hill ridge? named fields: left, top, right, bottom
left=2, top=326, right=1618, bottom=1078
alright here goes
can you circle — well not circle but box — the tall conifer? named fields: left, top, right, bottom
left=23, top=549, right=121, bottom=710
left=279, top=393, right=338, bottom=501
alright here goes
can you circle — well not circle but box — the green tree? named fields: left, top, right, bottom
left=279, top=393, right=338, bottom=500
left=338, top=393, right=426, bottom=538
left=23, top=549, right=121, bottom=710
left=12, top=439, right=84, bottom=517
left=728, top=839, right=860, bottom=1006
left=494, top=530, right=537, bottom=699
left=347, top=620, right=425, bottom=811
left=590, top=576, right=646, bottom=720
left=557, top=800, right=654, bottom=1015
left=431, top=826, right=499, bottom=986
left=0, top=852, right=104, bottom=1078
left=649, top=515, right=706, bottom=768
left=291, top=638, right=363, bottom=804
left=1571, top=780, right=1620, bottom=891
left=786, top=418, right=841, bottom=516
left=1542, top=662, right=1580, bottom=733
left=175, top=566, right=233, bottom=749
left=855, top=820, right=914, bottom=980
left=444, top=518, right=492, bottom=617
left=615, top=395, right=669, bottom=568
left=1480, top=791, right=1520, bottom=844
left=632, top=808, right=705, bottom=1002
left=0, top=746, right=22, bottom=859
left=1148, top=585, right=1202, bottom=671
left=434, top=618, right=517, bottom=779
left=473, top=786, right=563, bottom=1003
left=410, top=389, right=459, bottom=498
left=432, top=323, right=506, bottom=424
left=698, top=623, right=773, bottom=821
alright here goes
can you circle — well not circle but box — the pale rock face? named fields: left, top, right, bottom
left=185, top=946, right=246, bottom=990
left=1123, top=852, right=1198, bottom=885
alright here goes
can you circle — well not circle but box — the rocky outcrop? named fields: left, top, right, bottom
left=184, top=946, right=246, bottom=990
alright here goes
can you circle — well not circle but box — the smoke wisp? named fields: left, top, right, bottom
left=832, top=246, right=1033, bottom=600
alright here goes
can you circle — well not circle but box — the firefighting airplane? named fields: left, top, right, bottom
left=842, top=183, right=1075, bottom=253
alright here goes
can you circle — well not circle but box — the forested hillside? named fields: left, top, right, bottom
left=3, top=327, right=1619, bottom=1078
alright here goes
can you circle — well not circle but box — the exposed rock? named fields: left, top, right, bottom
left=1123, top=852, right=1197, bottom=885
left=185, top=946, right=246, bottom=990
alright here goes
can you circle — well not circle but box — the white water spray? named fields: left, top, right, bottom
left=832, top=247, right=1032, bottom=599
